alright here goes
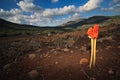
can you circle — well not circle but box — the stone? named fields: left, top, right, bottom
left=80, top=58, right=88, bottom=65
left=75, top=46, right=78, bottom=49
left=35, top=49, right=42, bottom=53
left=90, top=77, right=96, bottom=80
left=28, top=70, right=39, bottom=79
left=44, top=53, right=49, bottom=57
left=50, top=49, right=55, bottom=53
left=55, top=61, right=58, bottom=65
left=63, top=48, right=69, bottom=52
left=105, top=46, right=112, bottom=50
left=70, top=50, right=74, bottom=53
left=80, top=46, right=87, bottom=52
left=28, top=54, right=36, bottom=60
left=108, top=69, right=114, bottom=75
left=3, top=63, right=11, bottom=69
left=117, top=46, right=120, bottom=49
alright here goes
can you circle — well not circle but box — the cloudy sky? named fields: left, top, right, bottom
left=0, top=0, right=120, bottom=26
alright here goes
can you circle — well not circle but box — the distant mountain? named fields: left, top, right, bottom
left=0, top=19, right=54, bottom=37
left=0, top=18, right=42, bottom=30
left=59, top=16, right=110, bottom=27
left=60, top=19, right=84, bottom=27
left=0, top=15, right=119, bottom=30
left=0, top=18, right=67, bottom=37
left=0, top=15, right=120, bottom=37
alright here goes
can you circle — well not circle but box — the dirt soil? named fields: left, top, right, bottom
left=1, top=25, right=120, bottom=80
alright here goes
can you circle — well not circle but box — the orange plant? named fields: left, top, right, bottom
left=87, top=24, right=99, bottom=69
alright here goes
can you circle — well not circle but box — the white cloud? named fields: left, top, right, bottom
left=101, top=8, right=111, bottom=12
left=17, top=0, right=42, bottom=12
left=101, top=3, right=120, bottom=12
left=8, top=12, right=53, bottom=26
left=113, top=0, right=120, bottom=3
left=0, top=9, right=13, bottom=18
left=42, top=0, right=103, bottom=18
left=50, top=13, right=81, bottom=26
left=72, top=13, right=81, bottom=19
left=78, top=0, right=103, bottom=12
left=7, top=14, right=29, bottom=24
left=43, top=0, right=103, bottom=17
left=10, top=8, right=22, bottom=14
left=52, top=0, right=59, bottom=3
left=0, top=0, right=103, bottom=26
left=0, top=8, right=22, bottom=18
left=42, top=5, right=76, bottom=17
left=10, top=16, right=22, bottom=24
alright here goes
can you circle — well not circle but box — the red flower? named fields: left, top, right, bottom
left=87, top=24, right=99, bottom=39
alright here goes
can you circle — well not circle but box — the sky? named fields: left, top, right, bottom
left=0, top=0, right=120, bottom=26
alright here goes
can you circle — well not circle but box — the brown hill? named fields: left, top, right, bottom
left=60, top=16, right=110, bottom=27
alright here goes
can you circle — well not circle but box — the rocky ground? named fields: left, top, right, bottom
left=0, top=24, right=120, bottom=80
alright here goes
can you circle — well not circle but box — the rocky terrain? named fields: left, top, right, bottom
left=0, top=15, right=120, bottom=80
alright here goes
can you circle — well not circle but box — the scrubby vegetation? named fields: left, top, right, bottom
left=0, top=15, right=120, bottom=80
